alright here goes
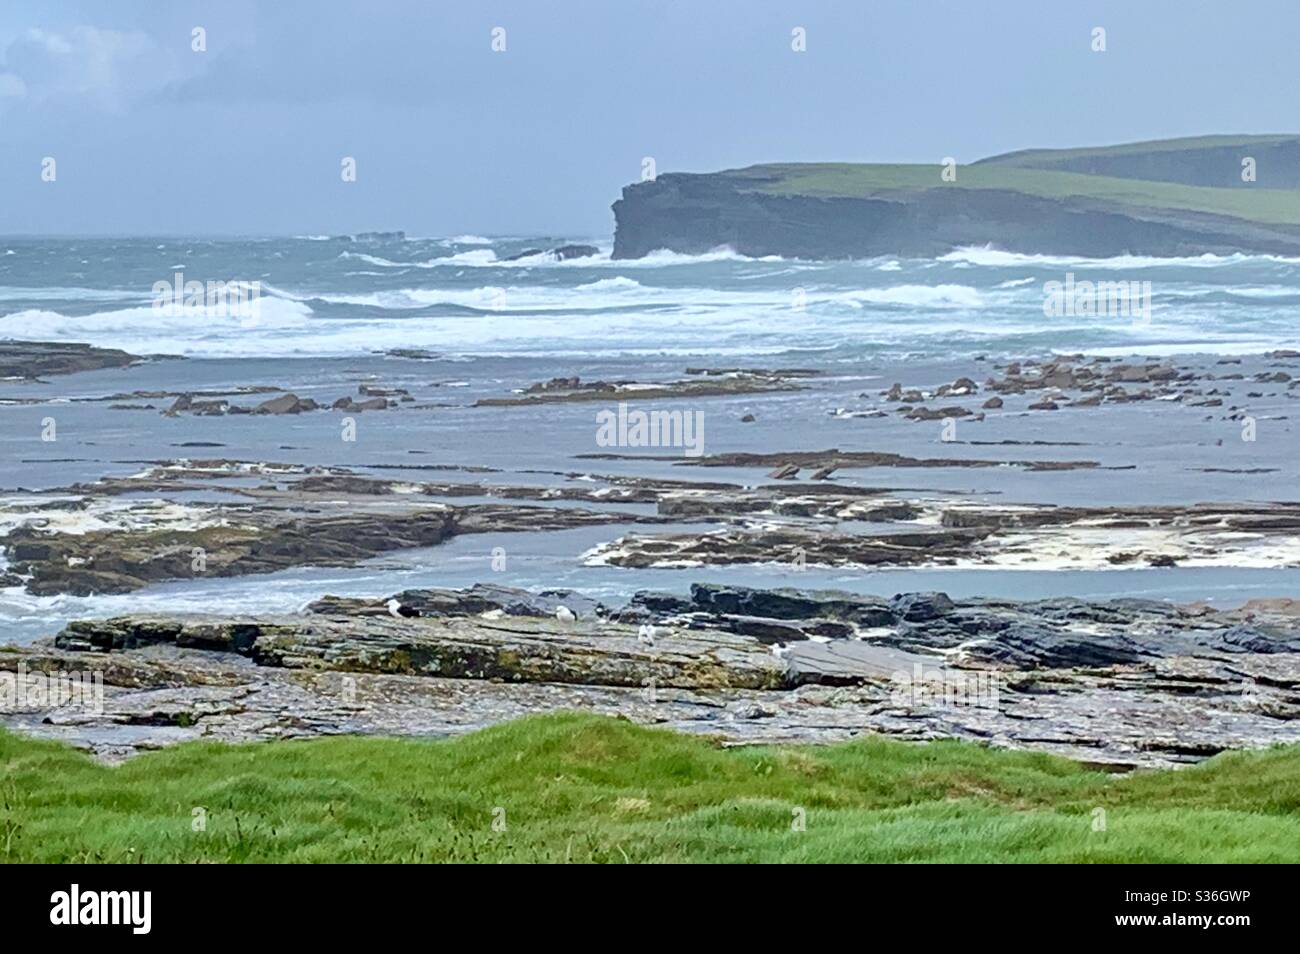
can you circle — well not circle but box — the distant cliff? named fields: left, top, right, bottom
left=611, top=135, right=1300, bottom=259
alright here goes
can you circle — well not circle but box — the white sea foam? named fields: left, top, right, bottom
left=838, top=284, right=983, bottom=308
left=0, top=297, right=316, bottom=354
left=337, top=244, right=788, bottom=270
left=6, top=236, right=1300, bottom=359
left=575, top=276, right=644, bottom=291
left=0, top=285, right=145, bottom=302
left=445, top=248, right=499, bottom=265
left=939, top=245, right=1300, bottom=269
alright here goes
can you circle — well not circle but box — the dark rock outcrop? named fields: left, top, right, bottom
left=0, top=341, right=142, bottom=378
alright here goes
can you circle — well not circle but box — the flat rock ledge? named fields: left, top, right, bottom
left=54, top=613, right=790, bottom=691
left=0, top=340, right=144, bottom=378
left=3, top=584, right=1298, bottom=768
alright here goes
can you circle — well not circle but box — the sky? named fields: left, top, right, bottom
left=1, top=0, right=1298, bottom=237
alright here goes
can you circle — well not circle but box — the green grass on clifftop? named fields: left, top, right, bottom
left=3, top=714, right=1299, bottom=862
left=745, top=162, right=1300, bottom=226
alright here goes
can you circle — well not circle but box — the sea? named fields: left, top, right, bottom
left=4, top=235, right=1300, bottom=360
left=1, top=234, right=1298, bottom=642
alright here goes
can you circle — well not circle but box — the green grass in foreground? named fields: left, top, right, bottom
left=3, top=713, right=1299, bottom=862
left=744, top=162, right=1300, bottom=226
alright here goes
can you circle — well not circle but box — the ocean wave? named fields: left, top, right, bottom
left=0, top=297, right=317, bottom=354
left=574, top=276, right=644, bottom=292
left=6, top=294, right=1297, bottom=360
left=337, top=250, right=419, bottom=268
left=335, top=244, right=801, bottom=270
left=8, top=235, right=1300, bottom=361
left=279, top=280, right=990, bottom=313
left=939, top=245, right=1300, bottom=269
left=0, top=285, right=146, bottom=303
left=620, top=246, right=785, bottom=265
left=1155, top=285, right=1300, bottom=305
left=838, top=284, right=984, bottom=308
left=444, top=248, right=499, bottom=265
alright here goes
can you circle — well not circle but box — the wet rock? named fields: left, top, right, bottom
left=904, top=405, right=971, bottom=421
left=688, top=583, right=894, bottom=626
left=618, top=591, right=696, bottom=620
left=503, top=244, right=599, bottom=262
left=1108, top=364, right=1153, bottom=383
left=320, top=583, right=611, bottom=621
left=481, top=371, right=805, bottom=406
left=54, top=612, right=792, bottom=691
left=2, top=502, right=646, bottom=596
left=552, top=244, right=600, bottom=260
left=358, top=385, right=413, bottom=401
left=982, top=396, right=1003, bottom=409
left=526, top=376, right=586, bottom=393
left=332, top=396, right=389, bottom=411
left=8, top=582, right=1300, bottom=767
left=384, top=348, right=441, bottom=360
left=256, top=393, right=319, bottom=414
left=936, top=376, right=978, bottom=397
left=596, top=525, right=992, bottom=570
left=890, top=591, right=955, bottom=622
left=587, top=447, right=1102, bottom=472
left=0, top=341, right=144, bottom=378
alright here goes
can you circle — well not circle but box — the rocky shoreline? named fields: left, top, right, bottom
left=4, top=581, right=1298, bottom=768
left=2, top=341, right=1298, bottom=770
left=0, top=340, right=152, bottom=379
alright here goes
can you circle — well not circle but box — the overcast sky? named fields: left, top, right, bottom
left=2, top=0, right=1298, bottom=237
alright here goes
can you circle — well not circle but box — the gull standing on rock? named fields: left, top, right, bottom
left=387, top=598, right=416, bottom=618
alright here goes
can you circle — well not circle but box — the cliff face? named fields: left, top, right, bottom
left=611, top=136, right=1300, bottom=259
left=611, top=172, right=1300, bottom=260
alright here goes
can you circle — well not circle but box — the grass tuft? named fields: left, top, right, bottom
left=3, top=713, right=1298, bottom=862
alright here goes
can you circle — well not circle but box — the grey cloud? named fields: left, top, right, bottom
left=0, top=25, right=178, bottom=110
